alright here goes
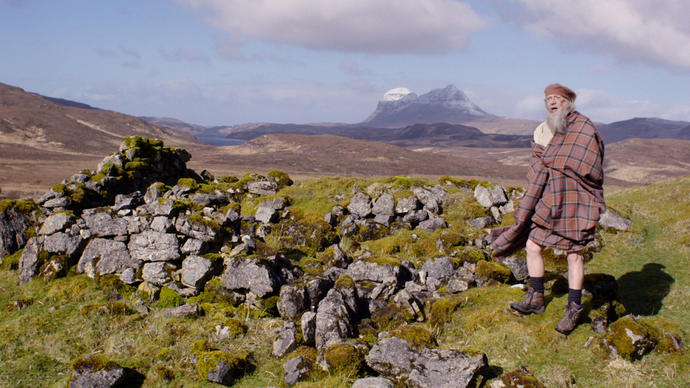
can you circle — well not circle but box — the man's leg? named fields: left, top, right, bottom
left=510, top=239, right=546, bottom=314
left=556, top=252, right=585, bottom=334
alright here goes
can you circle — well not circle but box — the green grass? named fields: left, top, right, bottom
left=0, top=175, right=688, bottom=386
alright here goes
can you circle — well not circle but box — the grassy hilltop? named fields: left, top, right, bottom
left=0, top=170, right=688, bottom=386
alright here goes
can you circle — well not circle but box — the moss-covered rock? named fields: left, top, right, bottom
left=429, top=297, right=463, bottom=328
left=602, top=315, right=658, bottom=361
left=211, top=318, right=247, bottom=338
left=322, top=342, right=365, bottom=375
left=97, top=274, right=136, bottom=298
left=79, top=301, right=134, bottom=316
left=500, top=366, right=545, bottom=388
left=389, top=325, right=436, bottom=349
left=156, top=286, right=185, bottom=308
left=268, top=170, right=293, bottom=188
left=475, top=260, right=511, bottom=283
left=195, top=351, right=252, bottom=385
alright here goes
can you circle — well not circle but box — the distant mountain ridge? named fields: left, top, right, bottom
left=597, top=117, right=690, bottom=144
left=362, top=85, right=491, bottom=128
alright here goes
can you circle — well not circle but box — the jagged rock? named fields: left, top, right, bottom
left=69, top=356, right=143, bottom=388
left=180, top=238, right=206, bottom=255
left=283, top=356, right=311, bottom=386
left=498, top=201, right=514, bottom=216
left=301, top=311, right=317, bottom=346
left=144, top=183, right=164, bottom=204
left=81, top=210, right=129, bottom=237
left=0, top=203, right=35, bottom=256
left=599, top=209, right=631, bottom=231
left=348, top=192, right=373, bottom=218
left=306, top=277, right=332, bottom=310
left=366, top=337, right=487, bottom=388
left=221, top=257, right=279, bottom=297
left=147, top=199, right=175, bottom=216
left=499, top=256, right=529, bottom=282
left=113, top=191, right=143, bottom=211
left=181, top=255, right=215, bottom=289
left=273, top=322, right=298, bottom=357
left=602, top=315, right=658, bottom=361
left=150, top=216, right=173, bottom=233
left=97, top=153, right=124, bottom=172
left=474, top=184, right=508, bottom=208
left=38, top=212, right=75, bottom=236
left=162, top=303, right=199, bottom=318
left=421, top=257, right=454, bottom=282
left=128, top=231, right=179, bottom=262
left=77, top=238, right=138, bottom=278
left=418, top=217, right=447, bottom=231
left=373, top=214, right=393, bottom=226
left=402, top=209, right=428, bottom=225
left=255, top=206, right=277, bottom=224
left=490, top=206, right=502, bottom=223
left=247, top=181, right=278, bottom=196
left=372, top=194, right=395, bottom=216
left=175, top=215, right=219, bottom=242
left=124, top=216, right=146, bottom=235
left=347, top=260, right=399, bottom=284
left=352, top=377, right=395, bottom=388
left=190, top=192, right=227, bottom=207
left=196, top=351, right=251, bottom=386
left=43, top=197, right=71, bottom=209
left=142, top=262, right=175, bottom=286
left=315, top=288, right=357, bottom=350
left=277, top=285, right=309, bottom=320
left=393, top=289, right=424, bottom=321
left=43, top=232, right=83, bottom=257
left=18, top=237, right=41, bottom=283
left=413, top=187, right=444, bottom=214
left=446, top=277, right=471, bottom=293
left=396, top=196, right=419, bottom=214
left=467, top=216, right=493, bottom=229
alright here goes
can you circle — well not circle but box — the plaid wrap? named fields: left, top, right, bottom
left=490, top=111, right=605, bottom=257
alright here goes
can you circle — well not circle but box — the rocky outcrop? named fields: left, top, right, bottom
left=365, top=336, right=487, bottom=388
left=69, top=356, right=143, bottom=388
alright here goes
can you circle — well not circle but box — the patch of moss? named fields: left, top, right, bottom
left=501, top=368, right=545, bottom=388
left=177, top=177, right=200, bottom=191
left=185, top=212, right=222, bottom=232
left=38, top=254, right=70, bottom=280
left=367, top=256, right=402, bottom=267
left=268, top=170, right=293, bottom=188
left=453, top=247, right=486, bottom=266
left=97, top=274, right=136, bottom=298
left=429, top=297, right=463, bottom=328
left=71, top=354, right=120, bottom=372
left=1, top=249, right=23, bottom=270
left=211, top=318, right=247, bottom=337
left=217, top=175, right=239, bottom=184
left=156, top=286, right=185, bottom=308
left=323, top=343, right=365, bottom=375
left=603, top=316, right=658, bottom=361
left=195, top=351, right=251, bottom=383
left=287, top=345, right=317, bottom=365
left=476, top=260, right=511, bottom=283
left=334, top=273, right=355, bottom=289
left=0, top=199, right=38, bottom=214
left=389, top=325, right=436, bottom=349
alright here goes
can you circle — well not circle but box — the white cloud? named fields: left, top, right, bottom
left=508, top=0, right=690, bottom=71
left=179, top=0, right=485, bottom=53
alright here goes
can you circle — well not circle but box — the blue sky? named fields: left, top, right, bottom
left=2, top=0, right=689, bottom=126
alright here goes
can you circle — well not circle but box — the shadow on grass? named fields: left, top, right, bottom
left=618, top=263, right=674, bottom=316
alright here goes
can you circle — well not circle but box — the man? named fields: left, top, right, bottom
left=490, top=83, right=606, bottom=334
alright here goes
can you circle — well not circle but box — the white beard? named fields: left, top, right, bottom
left=546, top=100, right=574, bottom=134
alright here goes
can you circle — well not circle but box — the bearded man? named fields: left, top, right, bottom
left=490, top=83, right=606, bottom=334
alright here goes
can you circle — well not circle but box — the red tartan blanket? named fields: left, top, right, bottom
left=490, top=111, right=605, bottom=257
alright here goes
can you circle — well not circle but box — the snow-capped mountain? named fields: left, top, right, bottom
left=362, top=85, right=490, bottom=128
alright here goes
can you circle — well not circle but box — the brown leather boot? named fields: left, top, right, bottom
left=510, top=288, right=545, bottom=314
left=555, top=301, right=584, bottom=334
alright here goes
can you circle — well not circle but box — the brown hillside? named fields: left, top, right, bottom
left=196, top=133, right=527, bottom=184
left=0, top=83, right=197, bottom=155
left=604, top=138, right=690, bottom=184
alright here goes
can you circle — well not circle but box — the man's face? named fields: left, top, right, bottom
left=545, top=94, right=568, bottom=113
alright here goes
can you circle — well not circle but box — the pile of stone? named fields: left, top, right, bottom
left=325, top=185, right=448, bottom=238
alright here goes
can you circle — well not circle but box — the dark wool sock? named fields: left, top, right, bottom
left=529, top=277, right=545, bottom=294
left=568, top=288, right=582, bottom=305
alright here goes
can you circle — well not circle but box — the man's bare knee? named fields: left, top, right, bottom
left=526, top=240, right=542, bottom=255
